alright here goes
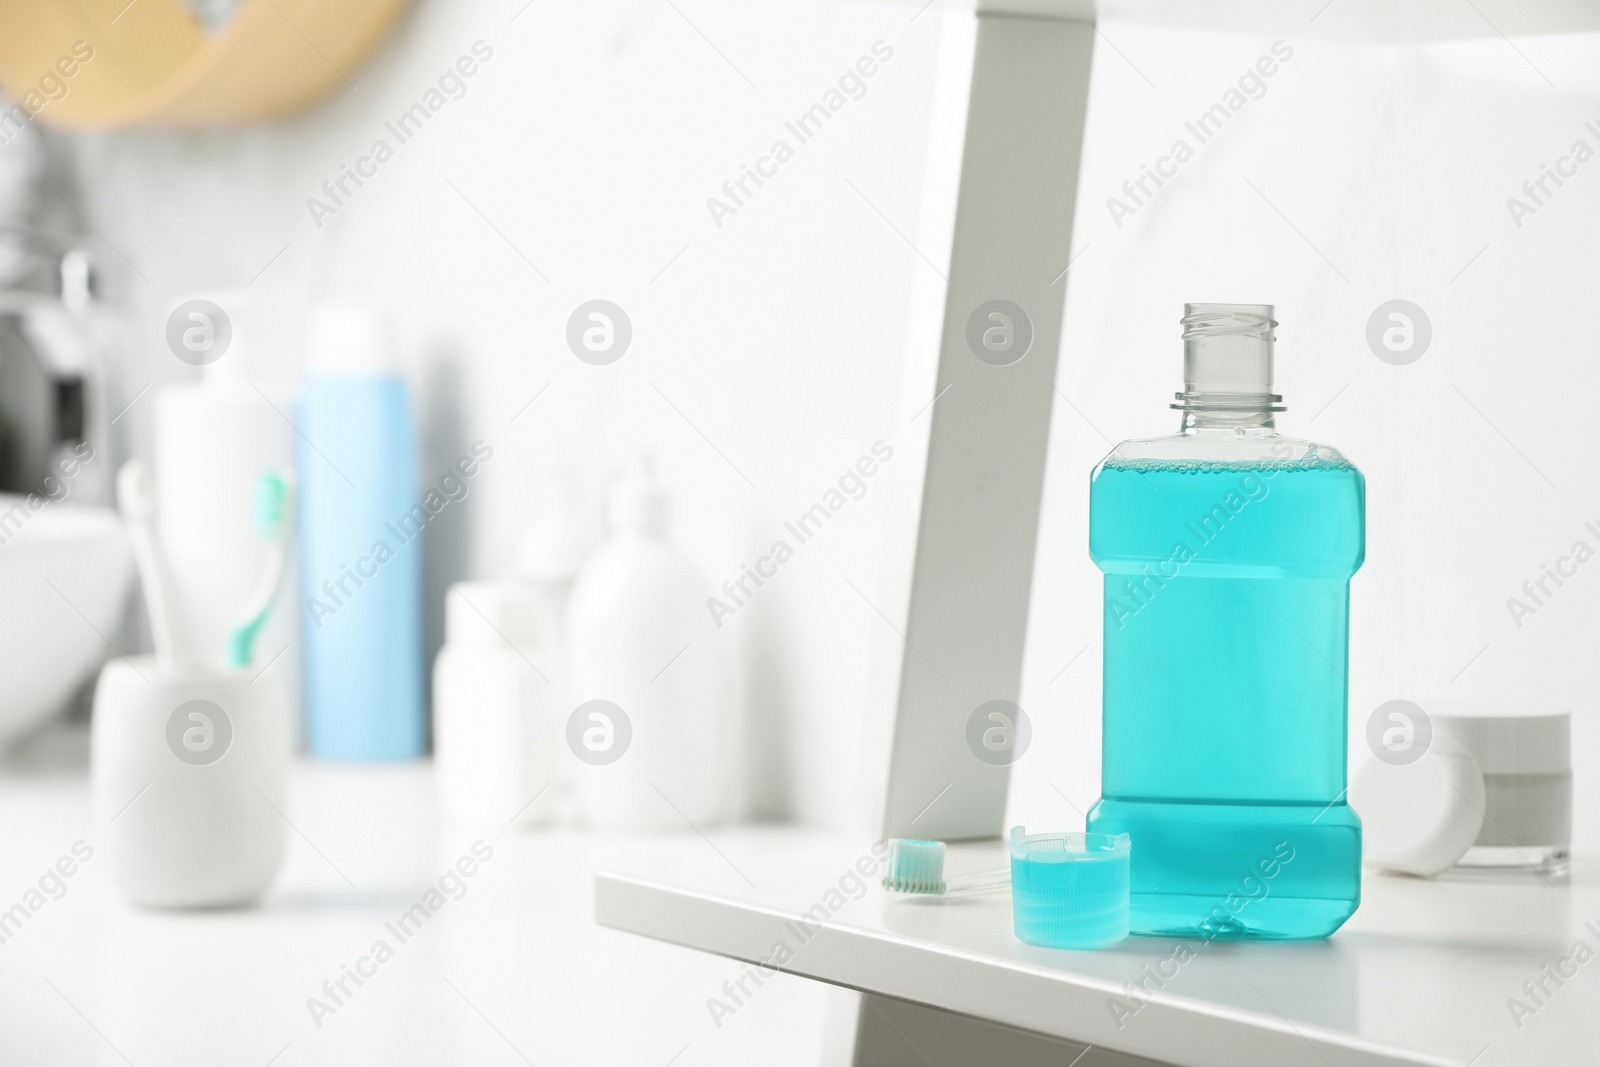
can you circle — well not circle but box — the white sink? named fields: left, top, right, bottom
left=0, top=494, right=132, bottom=745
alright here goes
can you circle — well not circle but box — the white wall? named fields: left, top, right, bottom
left=44, top=2, right=1600, bottom=846
left=59, top=0, right=949, bottom=825
left=1011, top=20, right=1600, bottom=858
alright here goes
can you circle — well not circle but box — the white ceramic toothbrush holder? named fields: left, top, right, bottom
left=91, top=657, right=289, bottom=908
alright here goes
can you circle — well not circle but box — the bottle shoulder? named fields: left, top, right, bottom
left=1089, top=430, right=1366, bottom=575
left=1095, top=432, right=1358, bottom=474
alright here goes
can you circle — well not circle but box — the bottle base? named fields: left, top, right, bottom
left=1447, top=845, right=1570, bottom=882
left=1125, top=893, right=1359, bottom=941
left=1087, top=796, right=1361, bottom=941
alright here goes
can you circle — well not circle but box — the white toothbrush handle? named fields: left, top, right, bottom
left=233, top=540, right=288, bottom=631
left=128, top=524, right=178, bottom=666
left=943, top=868, right=1011, bottom=897
left=117, top=461, right=180, bottom=668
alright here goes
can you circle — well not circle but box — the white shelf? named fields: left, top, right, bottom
left=596, top=830, right=1600, bottom=1067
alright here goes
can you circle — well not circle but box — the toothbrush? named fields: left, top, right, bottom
left=882, top=838, right=1011, bottom=897
left=226, top=469, right=297, bottom=669
left=116, top=461, right=180, bottom=668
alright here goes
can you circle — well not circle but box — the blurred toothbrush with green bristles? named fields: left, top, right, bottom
left=226, top=469, right=297, bottom=670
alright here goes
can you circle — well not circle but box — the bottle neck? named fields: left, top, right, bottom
left=1171, top=303, right=1283, bottom=432
left=1179, top=408, right=1276, bottom=433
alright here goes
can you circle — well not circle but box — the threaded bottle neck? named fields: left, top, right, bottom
left=1172, top=303, right=1283, bottom=431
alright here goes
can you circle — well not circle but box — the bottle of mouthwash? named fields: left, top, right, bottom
left=1085, top=304, right=1363, bottom=940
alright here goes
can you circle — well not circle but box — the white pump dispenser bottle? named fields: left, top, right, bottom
left=567, top=458, right=727, bottom=828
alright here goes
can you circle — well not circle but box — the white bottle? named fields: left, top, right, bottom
left=567, top=459, right=726, bottom=828
left=512, top=465, right=594, bottom=820
left=152, top=294, right=299, bottom=692
left=434, top=467, right=590, bottom=826
left=433, top=582, right=563, bottom=826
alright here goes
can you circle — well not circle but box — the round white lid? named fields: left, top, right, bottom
left=1350, top=736, right=1486, bottom=877
left=1430, top=702, right=1570, bottom=775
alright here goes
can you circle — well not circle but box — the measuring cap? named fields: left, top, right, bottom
left=1009, top=826, right=1130, bottom=950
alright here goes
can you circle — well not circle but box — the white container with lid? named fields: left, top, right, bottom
left=1434, top=704, right=1571, bottom=875
left=1351, top=701, right=1571, bottom=879
left=1351, top=732, right=1487, bottom=878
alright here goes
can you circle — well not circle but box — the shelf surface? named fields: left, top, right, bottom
left=0, top=742, right=833, bottom=1067
left=596, top=830, right=1600, bottom=1067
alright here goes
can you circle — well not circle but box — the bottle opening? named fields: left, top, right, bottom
left=1173, top=303, right=1284, bottom=420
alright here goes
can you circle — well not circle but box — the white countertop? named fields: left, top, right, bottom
left=0, top=728, right=829, bottom=1067
left=7, top=723, right=1594, bottom=1067
left=596, top=831, right=1600, bottom=1067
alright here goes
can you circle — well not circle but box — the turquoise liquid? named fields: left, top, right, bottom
left=1085, top=453, right=1364, bottom=940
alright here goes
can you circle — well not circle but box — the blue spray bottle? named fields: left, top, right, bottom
left=1086, top=304, right=1364, bottom=940
left=298, top=304, right=424, bottom=759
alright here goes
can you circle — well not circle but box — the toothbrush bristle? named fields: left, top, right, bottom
left=883, top=838, right=946, bottom=894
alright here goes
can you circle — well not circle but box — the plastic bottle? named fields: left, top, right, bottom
left=151, top=295, right=299, bottom=696
left=514, top=465, right=596, bottom=819
left=433, top=582, right=558, bottom=825
left=567, top=458, right=726, bottom=828
left=1085, top=304, right=1364, bottom=940
left=298, top=303, right=424, bottom=760
left=433, top=470, right=589, bottom=825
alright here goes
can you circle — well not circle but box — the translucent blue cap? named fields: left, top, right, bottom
left=1008, top=827, right=1131, bottom=950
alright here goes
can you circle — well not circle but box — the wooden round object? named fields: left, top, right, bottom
left=0, top=0, right=409, bottom=127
